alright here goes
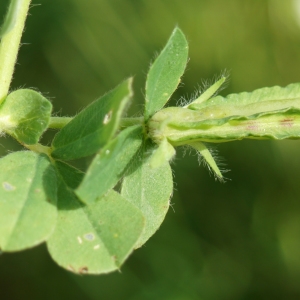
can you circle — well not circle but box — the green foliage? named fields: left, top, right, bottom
left=75, top=125, right=143, bottom=205
left=121, top=142, right=173, bottom=248
left=51, top=78, right=133, bottom=160
left=1, top=0, right=300, bottom=276
left=149, top=83, right=300, bottom=144
left=47, top=163, right=144, bottom=274
left=187, top=76, right=227, bottom=108
left=144, top=27, right=188, bottom=120
left=149, top=138, right=176, bottom=168
left=0, top=151, right=57, bottom=251
left=0, top=89, right=52, bottom=144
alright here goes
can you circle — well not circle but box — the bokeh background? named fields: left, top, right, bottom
left=1, top=0, right=300, bottom=299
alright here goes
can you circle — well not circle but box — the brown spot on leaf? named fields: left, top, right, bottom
left=246, top=121, right=258, bottom=131
left=78, top=266, right=89, bottom=274
left=280, top=118, right=293, bottom=128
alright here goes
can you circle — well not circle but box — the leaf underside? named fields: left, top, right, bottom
left=47, top=163, right=144, bottom=275
left=76, top=125, right=143, bottom=205
left=0, top=151, right=57, bottom=251
left=122, top=142, right=173, bottom=248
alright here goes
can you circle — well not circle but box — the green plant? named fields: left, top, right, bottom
left=1, top=0, right=300, bottom=275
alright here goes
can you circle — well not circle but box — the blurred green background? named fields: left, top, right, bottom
left=1, top=0, right=300, bottom=299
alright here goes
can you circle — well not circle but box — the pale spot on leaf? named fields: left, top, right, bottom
left=103, top=111, right=112, bottom=124
left=2, top=182, right=15, bottom=191
left=77, top=236, right=82, bottom=244
left=67, top=265, right=75, bottom=272
left=84, top=233, right=95, bottom=241
left=0, top=115, right=15, bottom=129
left=93, top=244, right=100, bottom=250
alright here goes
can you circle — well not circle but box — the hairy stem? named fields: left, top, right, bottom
left=49, top=117, right=72, bottom=129
left=24, top=143, right=51, bottom=156
left=48, top=116, right=144, bottom=130
left=120, top=117, right=144, bottom=128
left=0, top=0, right=32, bottom=105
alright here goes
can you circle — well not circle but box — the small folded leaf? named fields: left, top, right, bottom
left=187, top=76, right=227, bottom=109
left=0, top=151, right=57, bottom=251
left=149, top=138, right=175, bottom=168
left=0, top=89, right=52, bottom=144
left=47, top=163, right=144, bottom=275
left=51, top=78, right=133, bottom=160
left=144, top=27, right=188, bottom=120
left=188, top=142, right=224, bottom=181
left=76, top=125, right=143, bottom=205
left=121, top=143, right=173, bottom=248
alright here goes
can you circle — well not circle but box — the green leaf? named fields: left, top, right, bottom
left=0, top=89, right=52, bottom=144
left=190, top=82, right=300, bottom=114
left=76, top=125, right=143, bottom=205
left=144, top=27, right=188, bottom=120
left=0, top=0, right=22, bottom=37
left=54, top=160, right=84, bottom=189
left=149, top=138, right=175, bottom=168
left=121, top=143, right=173, bottom=248
left=51, top=78, right=133, bottom=160
left=47, top=163, right=144, bottom=274
left=0, top=151, right=57, bottom=251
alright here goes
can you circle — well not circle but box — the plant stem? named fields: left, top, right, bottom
left=120, top=117, right=144, bottom=128
left=48, top=116, right=144, bottom=130
left=24, top=143, right=51, bottom=156
left=0, top=0, right=32, bottom=105
left=49, top=117, right=72, bottom=129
